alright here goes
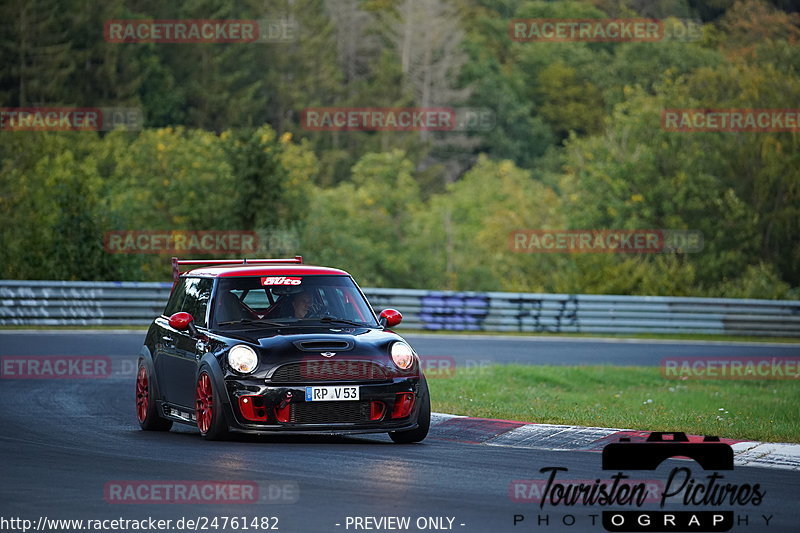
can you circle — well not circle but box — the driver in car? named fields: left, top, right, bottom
left=291, top=290, right=314, bottom=318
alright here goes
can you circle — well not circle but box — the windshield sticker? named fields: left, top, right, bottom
left=261, top=276, right=302, bottom=286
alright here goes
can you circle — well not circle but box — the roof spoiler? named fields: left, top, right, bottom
left=171, top=256, right=303, bottom=283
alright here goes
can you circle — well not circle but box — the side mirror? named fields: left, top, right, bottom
left=379, top=309, right=403, bottom=328
left=169, top=312, right=198, bottom=336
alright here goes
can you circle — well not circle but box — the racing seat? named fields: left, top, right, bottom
left=264, top=295, right=296, bottom=319
left=215, top=291, right=246, bottom=324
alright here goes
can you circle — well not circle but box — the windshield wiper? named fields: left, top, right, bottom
left=218, top=318, right=286, bottom=328
left=317, top=316, right=372, bottom=328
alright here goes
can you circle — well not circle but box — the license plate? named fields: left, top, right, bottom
left=304, top=386, right=360, bottom=402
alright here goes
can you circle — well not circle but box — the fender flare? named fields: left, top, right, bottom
left=197, top=352, right=231, bottom=406
left=416, top=373, right=429, bottom=416
left=137, top=345, right=164, bottom=402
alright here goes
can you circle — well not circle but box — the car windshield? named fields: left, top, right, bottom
left=212, top=275, right=379, bottom=329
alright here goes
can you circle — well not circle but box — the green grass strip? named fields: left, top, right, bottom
left=429, top=364, right=800, bottom=443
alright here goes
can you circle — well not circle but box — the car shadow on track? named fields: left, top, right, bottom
left=129, top=425, right=408, bottom=446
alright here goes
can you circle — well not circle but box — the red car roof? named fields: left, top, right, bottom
left=184, top=265, right=350, bottom=278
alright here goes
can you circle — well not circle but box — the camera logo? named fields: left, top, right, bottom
left=512, top=431, right=767, bottom=532
left=601, top=432, right=737, bottom=532
left=602, top=432, right=734, bottom=471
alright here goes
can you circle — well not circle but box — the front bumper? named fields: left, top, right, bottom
left=222, top=376, right=422, bottom=433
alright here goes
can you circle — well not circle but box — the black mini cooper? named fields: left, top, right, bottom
left=135, top=257, right=429, bottom=443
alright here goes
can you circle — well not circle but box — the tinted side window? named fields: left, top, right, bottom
left=182, top=278, right=213, bottom=327
left=163, top=279, right=188, bottom=317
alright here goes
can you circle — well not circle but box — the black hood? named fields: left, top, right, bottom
left=211, top=326, right=410, bottom=375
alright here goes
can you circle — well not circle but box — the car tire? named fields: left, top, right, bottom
left=389, top=377, right=430, bottom=444
left=195, top=368, right=229, bottom=440
left=135, top=361, right=173, bottom=431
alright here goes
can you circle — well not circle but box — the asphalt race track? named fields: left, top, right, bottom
left=2, top=330, right=798, bottom=364
left=1, top=331, right=798, bottom=532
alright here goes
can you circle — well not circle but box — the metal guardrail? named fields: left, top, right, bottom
left=1, top=280, right=798, bottom=336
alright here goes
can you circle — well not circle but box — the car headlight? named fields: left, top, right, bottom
left=228, top=345, right=258, bottom=374
left=390, top=342, right=415, bottom=370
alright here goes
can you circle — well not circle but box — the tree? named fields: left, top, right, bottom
left=301, top=150, right=424, bottom=286
left=0, top=0, right=76, bottom=106
left=223, top=126, right=317, bottom=232
left=412, top=156, right=564, bottom=292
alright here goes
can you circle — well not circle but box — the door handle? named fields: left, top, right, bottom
left=161, top=335, right=175, bottom=345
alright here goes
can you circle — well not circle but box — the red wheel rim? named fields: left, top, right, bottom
left=136, top=365, right=148, bottom=422
left=195, top=373, right=213, bottom=434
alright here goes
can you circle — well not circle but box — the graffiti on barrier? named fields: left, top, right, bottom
left=515, top=295, right=579, bottom=333
left=419, top=292, right=489, bottom=331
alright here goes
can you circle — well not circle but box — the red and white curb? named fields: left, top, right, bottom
left=430, top=413, right=800, bottom=471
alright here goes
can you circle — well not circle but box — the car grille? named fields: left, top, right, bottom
left=290, top=401, right=371, bottom=424
left=270, top=361, right=388, bottom=382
